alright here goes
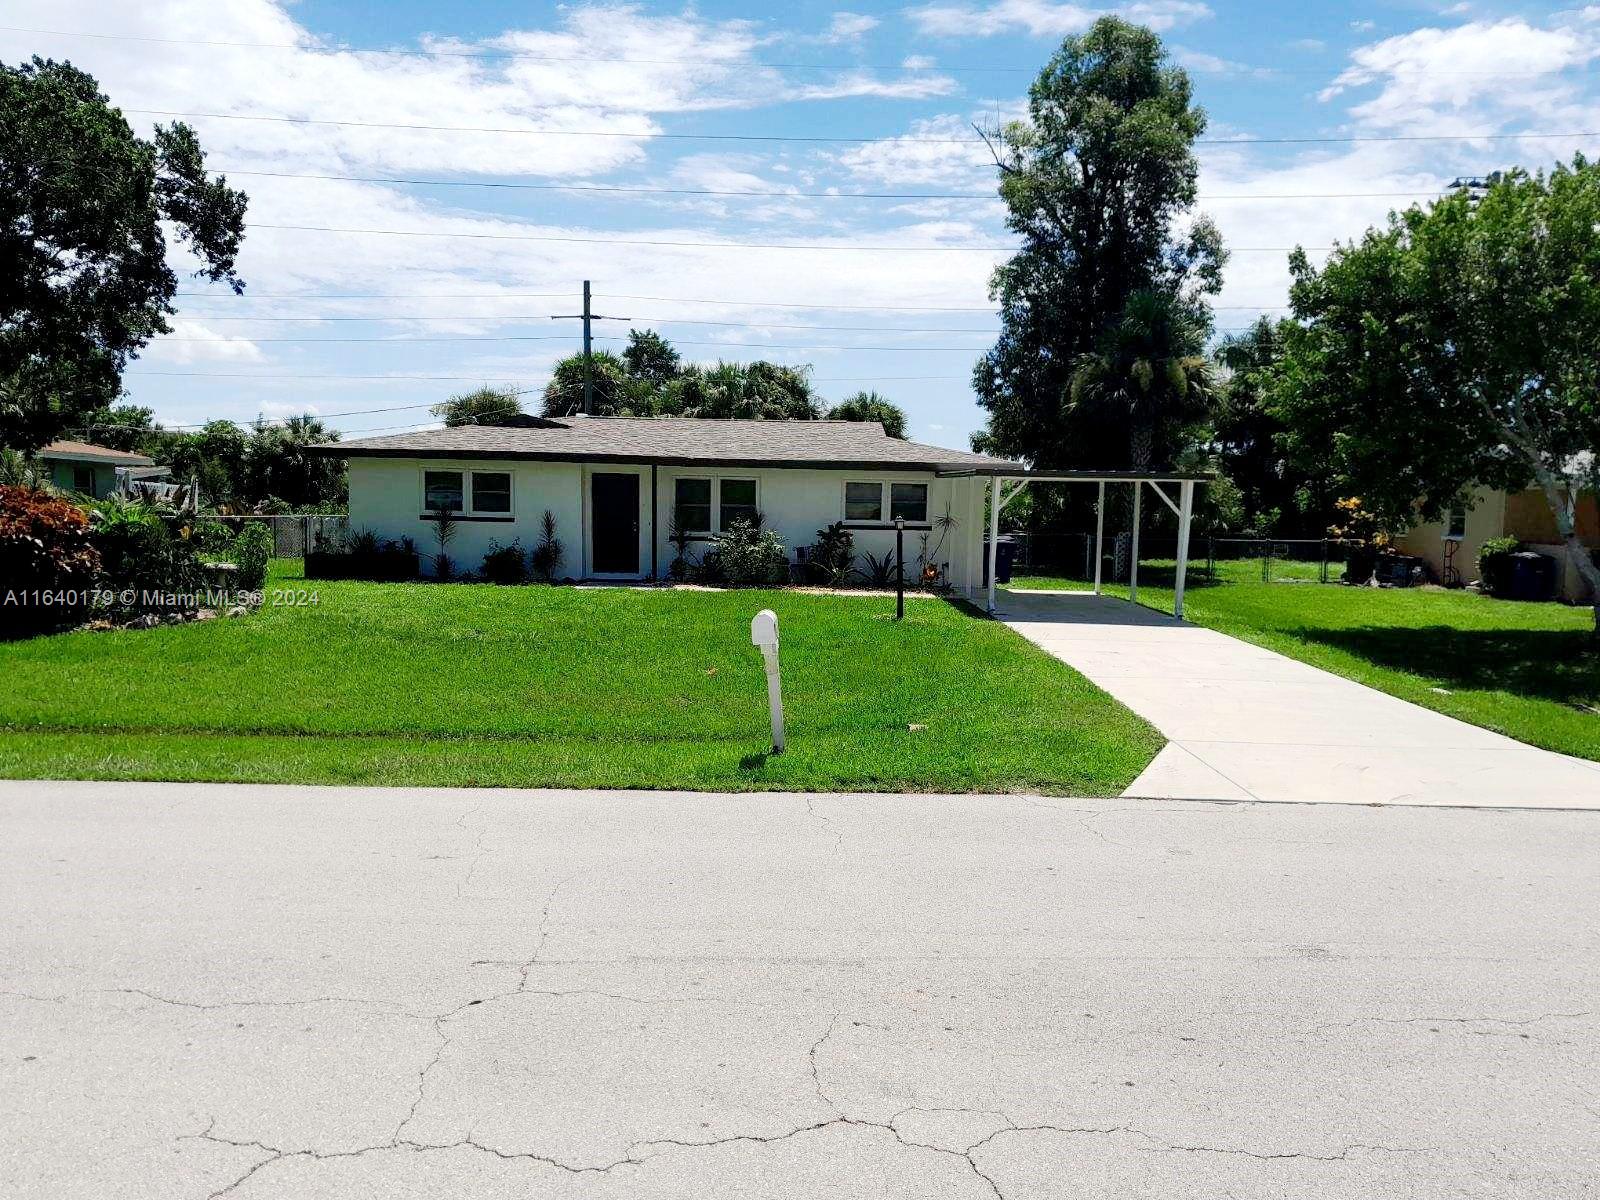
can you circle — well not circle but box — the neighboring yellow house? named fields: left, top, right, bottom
left=1397, top=485, right=1598, bottom=602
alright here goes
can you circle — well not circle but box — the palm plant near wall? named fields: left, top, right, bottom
left=529, top=510, right=564, bottom=582
left=430, top=504, right=457, bottom=580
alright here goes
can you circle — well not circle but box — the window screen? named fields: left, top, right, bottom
left=845, top=481, right=882, bottom=522
left=675, top=478, right=712, bottom=532
left=423, top=470, right=464, bottom=512
left=890, top=482, right=928, bottom=523
left=719, top=479, right=758, bottom=530
left=472, top=471, right=511, bottom=514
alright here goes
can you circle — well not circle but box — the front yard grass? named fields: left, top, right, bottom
left=1006, top=566, right=1600, bottom=762
left=0, top=562, right=1162, bottom=794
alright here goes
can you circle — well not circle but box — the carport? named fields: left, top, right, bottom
left=936, top=469, right=1210, bottom=618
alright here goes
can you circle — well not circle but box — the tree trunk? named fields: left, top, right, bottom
left=1529, top=469, right=1600, bottom=641
left=1129, top=423, right=1153, bottom=473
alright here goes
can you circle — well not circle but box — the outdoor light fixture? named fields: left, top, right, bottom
left=749, top=608, right=785, bottom=753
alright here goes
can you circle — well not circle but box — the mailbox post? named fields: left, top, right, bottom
left=750, top=609, right=785, bottom=753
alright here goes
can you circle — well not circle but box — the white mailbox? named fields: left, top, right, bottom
left=750, top=609, right=785, bottom=753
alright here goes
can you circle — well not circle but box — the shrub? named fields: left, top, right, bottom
left=191, top=518, right=236, bottom=556
left=232, top=523, right=273, bottom=591
left=90, top=498, right=205, bottom=614
left=1477, top=535, right=1521, bottom=598
left=529, top=510, right=565, bottom=582
left=858, top=548, right=900, bottom=588
left=803, top=521, right=855, bottom=585
left=0, top=485, right=101, bottom=635
left=481, top=539, right=528, bottom=584
left=713, top=518, right=788, bottom=586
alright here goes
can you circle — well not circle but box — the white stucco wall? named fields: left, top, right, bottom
left=346, top=457, right=979, bottom=583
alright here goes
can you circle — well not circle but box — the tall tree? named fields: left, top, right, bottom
left=1274, top=159, right=1600, bottom=633
left=539, top=350, right=635, bottom=417
left=970, top=18, right=1224, bottom=469
left=826, top=391, right=909, bottom=439
left=1212, top=317, right=1332, bottom=536
left=1, top=58, right=247, bottom=451
left=432, top=385, right=525, bottom=427
left=622, top=329, right=682, bottom=387
left=1068, top=289, right=1213, bottom=470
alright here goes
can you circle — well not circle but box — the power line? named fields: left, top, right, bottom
left=203, top=166, right=1447, bottom=204
left=169, top=312, right=1005, bottom=333
left=246, top=221, right=1323, bottom=252
left=155, top=334, right=997, bottom=350
left=121, top=107, right=1600, bottom=147
left=123, top=369, right=981, bottom=383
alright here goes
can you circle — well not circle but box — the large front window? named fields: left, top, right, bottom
left=423, top=470, right=464, bottom=512
left=719, top=479, right=758, bottom=530
left=471, top=471, right=511, bottom=514
left=845, top=481, right=882, bottom=522
left=890, top=483, right=928, bottom=523
left=675, top=478, right=711, bottom=533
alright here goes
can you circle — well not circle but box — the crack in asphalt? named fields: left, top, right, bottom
left=803, top=796, right=844, bottom=851
left=1317, top=1011, right=1593, bottom=1032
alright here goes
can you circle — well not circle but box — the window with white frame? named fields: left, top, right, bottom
left=471, top=471, right=512, bottom=515
left=423, top=470, right=464, bottom=512
left=675, top=477, right=712, bottom=533
left=844, top=481, right=883, bottom=522
left=890, top=482, right=928, bottom=523
left=719, top=478, right=758, bottom=530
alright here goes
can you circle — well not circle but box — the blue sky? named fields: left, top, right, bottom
left=4, top=1, right=1598, bottom=449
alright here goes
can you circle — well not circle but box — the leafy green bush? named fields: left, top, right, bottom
left=90, top=498, right=204, bottom=614
left=1477, top=535, right=1521, bottom=598
left=803, top=521, right=855, bottom=584
left=713, top=518, right=788, bottom=585
left=481, top=539, right=528, bottom=584
left=0, top=485, right=101, bottom=635
left=191, top=518, right=236, bottom=556
left=232, top=522, right=273, bottom=591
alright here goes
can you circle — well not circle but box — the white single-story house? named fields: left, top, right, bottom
left=35, top=440, right=167, bottom=499
left=312, top=416, right=1208, bottom=614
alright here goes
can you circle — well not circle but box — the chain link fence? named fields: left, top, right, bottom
left=1010, top=532, right=1354, bottom=586
left=207, top=515, right=348, bottom=558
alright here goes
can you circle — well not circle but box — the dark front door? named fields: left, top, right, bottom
left=591, top=473, right=640, bottom=574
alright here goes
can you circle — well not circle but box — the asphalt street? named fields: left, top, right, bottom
left=3, top=780, right=1597, bottom=1198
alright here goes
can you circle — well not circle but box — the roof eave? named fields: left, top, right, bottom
left=311, top=444, right=1013, bottom=472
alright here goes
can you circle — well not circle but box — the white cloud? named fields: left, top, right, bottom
left=1175, top=48, right=1276, bottom=78
left=902, top=54, right=939, bottom=69
left=835, top=114, right=997, bottom=187
left=1350, top=20, right=1376, bottom=33
left=821, top=13, right=880, bottom=42
left=1320, top=17, right=1598, bottom=132
left=905, top=0, right=1212, bottom=39
left=143, top=319, right=265, bottom=364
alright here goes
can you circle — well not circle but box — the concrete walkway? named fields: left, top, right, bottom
left=996, top=588, right=1600, bottom=808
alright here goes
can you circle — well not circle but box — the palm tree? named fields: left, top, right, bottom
left=1068, top=289, right=1215, bottom=471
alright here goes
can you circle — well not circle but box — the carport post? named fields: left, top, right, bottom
left=985, top=475, right=1001, bottom=614
left=1128, top=481, right=1142, bottom=606
left=1173, top=479, right=1194, bottom=619
left=1093, top=480, right=1105, bottom=596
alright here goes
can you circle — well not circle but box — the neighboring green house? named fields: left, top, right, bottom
left=36, top=440, right=166, bottom=499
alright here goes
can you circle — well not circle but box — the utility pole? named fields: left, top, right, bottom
left=550, top=281, right=627, bottom=416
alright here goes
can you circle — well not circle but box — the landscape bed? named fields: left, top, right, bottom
left=0, top=562, right=1161, bottom=794
left=1008, top=564, right=1600, bottom=762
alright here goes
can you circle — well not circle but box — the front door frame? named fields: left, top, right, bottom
left=585, top=467, right=646, bottom=579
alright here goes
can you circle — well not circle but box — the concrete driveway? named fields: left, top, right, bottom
left=996, top=588, right=1600, bottom=808
left=3, top=780, right=1598, bottom=1198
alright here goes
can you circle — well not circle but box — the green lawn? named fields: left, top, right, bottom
left=1006, top=566, right=1600, bottom=762
left=0, top=562, right=1161, bottom=794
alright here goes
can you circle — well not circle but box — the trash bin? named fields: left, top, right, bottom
left=981, top=535, right=1016, bottom=585
left=1507, top=551, right=1556, bottom=601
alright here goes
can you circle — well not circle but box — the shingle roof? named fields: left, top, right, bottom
left=36, top=440, right=156, bottom=465
left=308, top=417, right=1022, bottom=473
